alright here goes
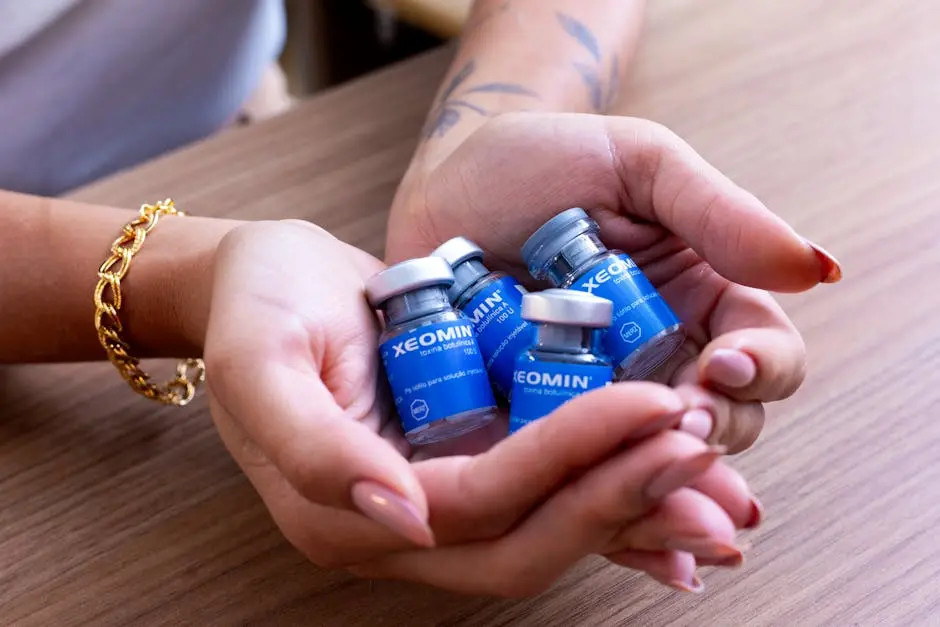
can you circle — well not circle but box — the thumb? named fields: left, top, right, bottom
left=600, top=116, right=843, bottom=292
left=206, top=354, right=434, bottom=548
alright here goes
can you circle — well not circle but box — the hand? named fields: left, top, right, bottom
left=201, top=220, right=760, bottom=596
left=387, top=112, right=842, bottom=454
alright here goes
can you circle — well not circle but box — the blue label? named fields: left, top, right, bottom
left=508, top=359, right=612, bottom=433
left=380, top=319, right=496, bottom=434
left=570, top=253, right=680, bottom=368
left=460, top=276, right=533, bottom=398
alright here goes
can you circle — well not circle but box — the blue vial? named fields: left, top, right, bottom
left=365, top=257, right=498, bottom=446
left=508, top=289, right=614, bottom=434
left=432, top=237, right=533, bottom=399
left=521, top=208, right=686, bottom=381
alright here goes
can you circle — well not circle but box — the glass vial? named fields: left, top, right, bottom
left=365, top=257, right=498, bottom=446
left=432, top=236, right=533, bottom=399
left=509, top=289, right=614, bottom=434
left=521, top=208, right=686, bottom=381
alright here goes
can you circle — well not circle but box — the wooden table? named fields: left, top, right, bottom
left=3, top=1, right=939, bottom=624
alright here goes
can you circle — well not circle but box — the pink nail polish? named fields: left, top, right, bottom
left=644, top=446, right=726, bottom=501
left=679, top=409, right=713, bottom=440
left=704, top=349, right=757, bottom=389
left=664, top=537, right=744, bottom=560
left=669, top=575, right=705, bottom=594
left=628, top=410, right=684, bottom=441
left=351, top=481, right=435, bottom=548
left=804, top=238, right=843, bottom=283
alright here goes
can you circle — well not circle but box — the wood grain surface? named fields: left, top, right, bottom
left=3, top=0, right=939, bottom=624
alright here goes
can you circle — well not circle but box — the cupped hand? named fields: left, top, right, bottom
left=200, top=220, right=759, bottom=596
left=386, top=112, right=842, bottom=454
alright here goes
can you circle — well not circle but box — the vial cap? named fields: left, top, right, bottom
left=431, top=236, right=485, bottom=267
left=521, top=208, right=599, bottom=278
left=365, top=257, right=455, bottom=307
left=521, top=289, right=613, bottom=328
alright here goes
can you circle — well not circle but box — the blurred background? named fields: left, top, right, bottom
left=248, top=0, right=470, bottom=120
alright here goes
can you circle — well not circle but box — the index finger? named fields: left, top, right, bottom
left=413, top=381, right=687, bottom=544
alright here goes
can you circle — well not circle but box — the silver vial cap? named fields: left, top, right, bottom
left=521, top=289, right=613, bottom=328
left=521, top=208, right=598, bottom=276
left=365, top=257, right=455, bottom=307
left=431, top=236, right=484, bottom=267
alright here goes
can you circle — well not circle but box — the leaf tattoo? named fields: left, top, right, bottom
left=574, top=62, right=603, bottom=112
left=606, top=54, right=621, bottom=110
left=423, top=60, right=540, bottom=139
left=557, top=13, right=601, bottom=62
left=465, top=82, right=540, bottom=97
left=557, top=13, right=620, bottom=113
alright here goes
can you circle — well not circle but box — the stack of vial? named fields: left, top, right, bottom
left=365, top=208, right=687, bottom=446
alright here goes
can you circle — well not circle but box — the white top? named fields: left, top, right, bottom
left=0, top=0, right=285, bottom=195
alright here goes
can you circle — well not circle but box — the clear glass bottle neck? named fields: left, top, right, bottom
left=534, top=322, right=603, bottom=354
left=383, top=286, right=452, bottom=326
left=451, top=259, right=492, bottom=306
left=545, top=232, right=609, bottom=286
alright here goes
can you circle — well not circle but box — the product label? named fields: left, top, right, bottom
left=461, top=276, right=533, bottom=398
left=508, top=359, right=612, bottom=433
left=380, top=319, right=496, bottom=434
left=570, top=253, right=680, bottom=368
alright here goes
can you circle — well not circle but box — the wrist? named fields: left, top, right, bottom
left=123, top=214, right=243, bottom=358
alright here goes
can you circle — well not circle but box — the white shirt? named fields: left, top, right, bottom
left=0, top=0, right=285, bottom=195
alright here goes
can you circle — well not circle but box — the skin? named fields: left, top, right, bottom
left=0, top=0, right=840, bottom=597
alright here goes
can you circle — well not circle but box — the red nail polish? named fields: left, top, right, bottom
left=804, top=239, right=843, bottom=283
left=745, top=497, right=764, bottom=529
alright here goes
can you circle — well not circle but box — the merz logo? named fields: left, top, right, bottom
left=468, top=290, right=504, bottom=324
left=392, top=324, right=472, bottom=357
left=514, top=370, right=591, bottom=389
left=581, top=256, right=638, bottom=294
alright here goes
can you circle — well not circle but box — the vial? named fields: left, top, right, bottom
left=508, top=289, right=614, bottom=434
left=431, top=236, right=533, bottom=399
left=521, top=208, right=686, bottom=381
left=365, top=257, right=498, bottom=446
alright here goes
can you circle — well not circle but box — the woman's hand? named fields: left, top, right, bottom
left=200, top=220, right=759, bottom=595
left=386, top=112, right=842, bottom=454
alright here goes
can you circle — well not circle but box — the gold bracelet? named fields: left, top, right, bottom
left=93, top=199, right=206, bottom=406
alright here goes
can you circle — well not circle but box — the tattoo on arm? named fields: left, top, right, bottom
left=423, top=59, right=540, bottom=139
left=557, top=13, right=620, bottom=112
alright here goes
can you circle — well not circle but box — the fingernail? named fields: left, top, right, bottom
left=669, top=575, right=704, bottom=594
left=704, top=349, right=756, bottom=389
left=679, top=409, right=713, bottom=440
left=644, top=446, right=726, bottom=501
left=351, top=481, right=435, bottom=548
left=627, top=410, right=684, bottom=441
left=804, top=238, right=843, bottom=283
left=697, top=553, right=745, bottom=568
left=744, top=497, right=764, bottom=529
left=664, top=537, right=745, bottom=561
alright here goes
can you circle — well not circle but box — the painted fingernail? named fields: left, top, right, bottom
left=669, top=575, right=705, bottom=594
left=665, top=537, right=745, bottom=561
left=704, top=349, right=757, bottom=389
left=697, top=553, right=745, bottom=568
left=644, top=446, right=726, bottom=501
left=628, top=410, right=685, bottom=441
left=679, top=409, right=713, bottom=440
left=744, top=497, right=764, bottom=529
left=804, top=238, right=843, bottom=283
left=351, top=481, right=435, bottom=548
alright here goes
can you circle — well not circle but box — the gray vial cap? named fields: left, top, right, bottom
left=431, top=236, right=484, bottom=267
left=432, top=236, right=490, bottom=302
left=521, top=289, right=613, bottom=328
left=521, top=208, right=599, bottom=279
left=365, top=257, right=455, bottom=307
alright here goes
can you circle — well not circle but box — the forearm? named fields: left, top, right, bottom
left=412, top=0, right=645, bottom=169
left=0, top=191, right=241, bottom=363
